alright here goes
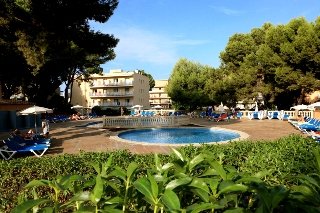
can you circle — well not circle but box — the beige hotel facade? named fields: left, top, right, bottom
left=71, top=69, right=150, bottom=109
left=149, top=80, right=172, bottom=109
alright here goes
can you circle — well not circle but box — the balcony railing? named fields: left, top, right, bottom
left=149, top=90, right=166, bottom=94
left=89, top=93, right=133, bottom=97
left=150, top=100, right=172, bottom=104
left=90, top=82, right=133, bottom=87
left=93, top=103, right=133, bottom=107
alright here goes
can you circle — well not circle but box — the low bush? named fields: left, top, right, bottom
left=0, top=134, right=319, bottom=212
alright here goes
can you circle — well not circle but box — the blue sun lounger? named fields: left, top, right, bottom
left=267, top=111, right=279, bottom=120
left=248, top=112, right=260, bottom=120
left=10, top=135, right=51, bottom=145
left=0, top=139, right=49, bottom=160
left=279, top=113, right=290, bottom=120
left=236, top=112, right=243, bottom=119
left=296, top=118, right=320, bottom=132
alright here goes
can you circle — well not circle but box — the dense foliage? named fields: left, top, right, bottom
left=0, top=0, right=119, bottom=107
left=0, top=135, right=319, bottom=212
left=166, top=58, right=215, bottom=111
left=168, top=17, right=320, bottom=110
left=220, top=17, right=320, bottom=109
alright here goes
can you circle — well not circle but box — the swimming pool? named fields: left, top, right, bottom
left=117, top=127, right=242, bottom=144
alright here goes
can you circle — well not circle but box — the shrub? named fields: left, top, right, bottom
left=0, top=135, right=319, bottom=212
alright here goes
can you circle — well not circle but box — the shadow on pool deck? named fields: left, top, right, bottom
left=0, top=117, right=303, bottom=156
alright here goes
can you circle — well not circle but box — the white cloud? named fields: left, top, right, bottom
left=211, top=6, right=244, bottom=16
left=114, top=27, right=177, bottom=65
left=100, top=25, right=211, bottom=66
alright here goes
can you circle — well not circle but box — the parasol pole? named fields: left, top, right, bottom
left=34, top=105, right=38, bottom=134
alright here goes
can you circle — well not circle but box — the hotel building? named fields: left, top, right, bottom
left=71, top=69, right=150, bottom=109
left=149, top=80, right=172, bottom=109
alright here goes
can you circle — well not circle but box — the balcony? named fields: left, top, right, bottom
left=150, top=100, right=172, bottom=104
left=149, top=98, right=171, bottom=102
left=150, top=95, right=170, bottom=99
left=93, top=103, right=133, bottom=107
left=90, top=82, right=133, bottom=88
left=89, top=92, right=133, bottom=98
left=149, top=90, right=166, bottom=93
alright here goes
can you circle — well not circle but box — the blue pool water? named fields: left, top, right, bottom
left=118, top=128, right=240, bottom=144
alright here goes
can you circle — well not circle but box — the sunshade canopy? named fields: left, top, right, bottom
left=17, top=106, right=53, bottom=115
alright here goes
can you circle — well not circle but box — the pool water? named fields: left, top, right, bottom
left=118, top=128, right=240, bottom=144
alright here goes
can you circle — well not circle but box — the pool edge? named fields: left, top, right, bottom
left=111, top=127, right=250, bottom=146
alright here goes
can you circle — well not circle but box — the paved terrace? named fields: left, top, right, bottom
left=0, top=117, right=303, bottom=156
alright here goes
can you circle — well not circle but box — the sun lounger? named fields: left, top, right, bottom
left=296, top=118, right=320, bottom=131
left=0, top=139, right=49, bottom=160
left=10, top=135, right=51, bottom=145
left=301, top=130, right=320, bottom=142
left=130, top=110, right=136, bottom=116
left=236, top=112, right=243, bottom=119
left=200, top=111, right=206, bottom=118
left=279, top=113, right=290, bottom=120
left=267, top=111, right=279, bottom=120
left=248, top=112, right=259, bottom=120
left=213, top=113, right=229, bottom=122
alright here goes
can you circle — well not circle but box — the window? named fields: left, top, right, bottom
left=125, top=88, right=129, bottom=93
left=113, top=88, right=118, bottom=92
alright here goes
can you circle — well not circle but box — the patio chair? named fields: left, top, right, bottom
left=0, top=139, right=49, bottom=160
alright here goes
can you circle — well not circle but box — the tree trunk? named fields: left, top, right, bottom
left=64, top=82, right=70, bottom=103
left=0, top=80, right=2, bottom=100
left=297, top=88, right=305, bottom=105
left=64, top=69, right=76, bottom=104
left=68, top=81, right=74, bottom=104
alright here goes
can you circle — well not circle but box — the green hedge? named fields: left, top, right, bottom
left=0, top=134, right=319, bottom=211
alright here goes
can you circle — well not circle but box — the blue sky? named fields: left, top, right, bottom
left=90, top=0, right=320, bottom=80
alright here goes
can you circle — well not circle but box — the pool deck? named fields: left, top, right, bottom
left=0, top=117, right=303, bottom=156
